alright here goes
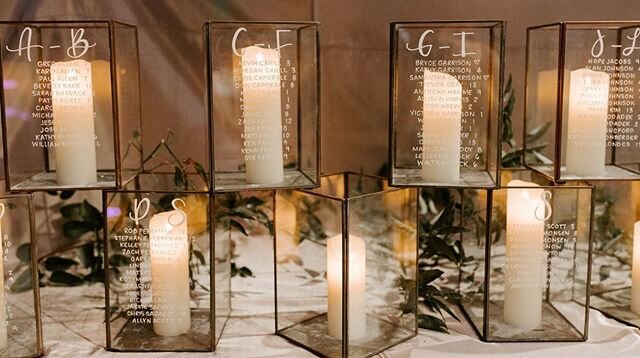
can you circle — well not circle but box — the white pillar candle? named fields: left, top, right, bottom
left=275, top=195, right=298, bottom=260
left=50, top=59, right=97, bottom=186
left=503, top=180, right=545, bottom=330
left=327, top=234, right=366, bottom=340
left=565, top=68, right=610, bottom=177
left=241, top=46, right=284, bottom=184
left=631, top=221, right=640, bottom=314
left=421, top=70, right=462, bottom=183
left=149, top=209, right=191, bottom=336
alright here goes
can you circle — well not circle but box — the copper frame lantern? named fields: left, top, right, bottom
left=274, top=172, right=418, bottom=357
left=103, top=174, right=229, bottom=352
left=389, top=21, right=505, bottom=188
left=204, top=21, right=320, bottom=192
left=524, top=21, right=640, bottom=182
left=0, top=20, right=142, bottom=192
left=452, top=170, right=594, bottom=342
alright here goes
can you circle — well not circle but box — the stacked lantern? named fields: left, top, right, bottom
left=524, top=22, right=640, bottom=330
left=0, top=20, right=144, bottom=356
left=390, top=20, right=598, bottom=343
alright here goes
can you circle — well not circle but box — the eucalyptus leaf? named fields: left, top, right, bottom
left=50, top=271, right=84, bottom=286
left=63, top=220, right=94, bottom=240
left=11, top=268, right=33, bottom=293
left=44, top=257, right=78, bottom=271
left=174, top=166, right=186, bottom=190
left=109, top=254, right=130, bottom=267
left=418, top=314, right=448, bottom=333
left=16, top=243, right=31, bottom=263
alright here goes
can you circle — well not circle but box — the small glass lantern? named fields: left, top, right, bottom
left=456, top=170, right=594, bottom=341
left=0, top=21, right=142, bottom=191
left=274, top=172, right=418, bottom=357
left=204, top=21, right=320, bottom=192
left=525, top=22, right=640, bottom=182
left=589, top=180, right=640, bottom=328
left=103, top=174, right=229, bottom=352
left=389, top=21, right=505, bottom=188
left=0, top=189, right=43, bottom=357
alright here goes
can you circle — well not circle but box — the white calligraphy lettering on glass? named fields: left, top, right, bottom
left=591, top=28, right=640, bottom=58
left=5, top=27, right=96, bottom=62
left=129, top=198, right=150, bottom=225
left=231, top=27, right=292, bottom=58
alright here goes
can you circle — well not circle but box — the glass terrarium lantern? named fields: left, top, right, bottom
left=455, top=170, right=594, bottom=341
left=204, top=21, right=320, bottom=192
left=274, top=172, right=418, bottom=357
left=389, top=21, right=505, bottom=188
left=588, top=180, right=640, bottom=328
left=0, top=190, right=42, bottom=357
left=525, top=22, right=640, bottom=182
left=0, top=21, right=142, bottom=191
left=103, top=174, right=230, bottom=352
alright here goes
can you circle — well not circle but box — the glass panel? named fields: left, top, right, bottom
left=112, top=23, right=143, bottom=186
left=589, top=181, right=640, bottom=328
left=213, top=195, right=231, bottom=344
left=346, top=187, right=417, bottom=357
left=459, top=187, right=488, bottom=338
left=207, top=22, right=319, bottom=192
left=275, top=190, right=343, bottom=356
left=0, top=195, right=41, bottom=357
left=390, top=21, right=503, bottom=188
left=524, top=25, right=560, bottom=178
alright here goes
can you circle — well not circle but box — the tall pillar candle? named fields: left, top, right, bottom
left=503, top=180, right=545, bottom=329
left=149, top=209, right=191, bottom=336
left=421, top=70, right=462, bottom=183
left=565, top=68, right=610, bottom=177
left=327, top=234, right=366, bottom=340
left=631, top=221, right=640, bottom=314
left=241, top=46, right=284, bottom=184
left=50, top=59, right=98, bottom=186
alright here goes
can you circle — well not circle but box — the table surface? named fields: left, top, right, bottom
left=33, top=234, right=640, bottom=358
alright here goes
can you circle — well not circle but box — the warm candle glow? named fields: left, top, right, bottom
left=503, top=180, right=545, bottom=330
left=149, top=209, right=191, bottom=336
left=326, top=234, right=366, bottom=340
left=241, top=46, right=284, bottom=184
left=275, top=195, right=298, bottom=261
left=565, top=68, right=610, bottom=177
left=421, top=70, right=462, bottom=183
left=50, top=59, right=97, bottom=186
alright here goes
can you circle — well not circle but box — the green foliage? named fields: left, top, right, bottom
left=500, top=75, right=551, bottom=168
left=215, top=192, right=272, bottom=278
left=417, top=188, right=468, bottom=332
